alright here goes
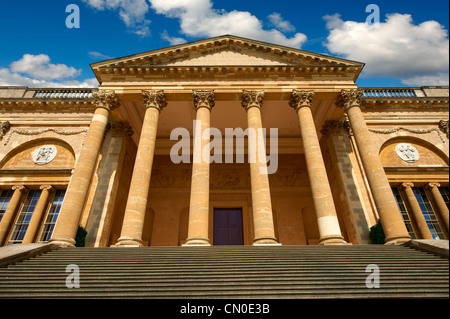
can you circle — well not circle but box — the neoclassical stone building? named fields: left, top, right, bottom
left=0, top=35, right=448, bottom=248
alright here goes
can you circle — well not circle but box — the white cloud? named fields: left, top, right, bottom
left=88, top=51, right=114, bottom=60
left=82, top=0, right=151, bottom=37
left=161, top=30, right=187, bottom=45
left=149, top=0, right=307, bottom=48
left=402, top=73, right=449, bottom=86
left=10, top=54, right=81, bottom=81
left=268, top=13, right=295, bottom=33
left=0, top=55, right=98, bottom=88
left=323, top=13, right=449, bottom=86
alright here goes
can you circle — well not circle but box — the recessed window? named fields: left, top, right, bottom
left=9, top=190, right=41, bottom=244
left=413, top=187, right=444, bottom=240
left=439, top=187, right=449, bottom=209
left=0, top=190, right=14, bottom=223
left=39, top=189, right=66, bottom=242
left=392, top=187, right=416, bottom=239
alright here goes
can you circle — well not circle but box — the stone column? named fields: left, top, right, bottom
left=338, top=90, right=411, bottom=245
left=22, top=185, right=54, bottom=244
left=115, top=90, right=167, bottom=247
left=426, top=183, right=449, bottom=232
left=50, top=90, right=119, bottom=247
left=290, top=90, right=347, bottom=245
left=184, top=90, right=215, bottom=246
left=241, top=90, right=279, bottom=245
left=0, top=186, right=28, bottom=246
left=399, top=183, right=433, bottom=239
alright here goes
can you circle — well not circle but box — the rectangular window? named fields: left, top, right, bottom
left=9, top=190, right=41, bottom=244
left=413, top=187, right=444, bottom=240
left=439, top=187, right=449, bottom=209
left=39, top=189, right=65, bottom=242
left=0, top=189, right=14, bottom=223
left=392, top=187, right=416, bottom=239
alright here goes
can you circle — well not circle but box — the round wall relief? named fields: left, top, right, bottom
left=32, top=145, right=57, bottom=165
left=395, top=143, right=419, bottom=163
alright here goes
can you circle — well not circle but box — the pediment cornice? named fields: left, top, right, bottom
left=91, top=35, right=365, bottom=83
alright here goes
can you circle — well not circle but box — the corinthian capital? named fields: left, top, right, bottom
left=289, top=90, right=315, bottom=111
left=142, top=90, right=167, bottom=112
left=241, top=90, right=265, bottom=111
left=93, top=90, right=120, bottom=112
left=337, top=89, right=363, bottom=111
left=192, top=90, right=215, bottom=110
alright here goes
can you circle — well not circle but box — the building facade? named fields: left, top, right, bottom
left=0, top=36, right=448, bottom=248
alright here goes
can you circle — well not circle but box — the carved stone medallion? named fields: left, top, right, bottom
left=395, top=143, right=419, bottom=163
left=32, top=145, right=57, bottom=165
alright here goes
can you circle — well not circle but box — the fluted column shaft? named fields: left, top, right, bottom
left=400, top=183, right=433, bottom=239
left=0, top=186, right=28, bottom=246
left=290, top=90, right=346, bottom=245
left=338, top=90, right=411, bottom=245
left=184, top=90, right=215, bottom=246
left=242, top=90, right=279, bottom=245
left=22, top=185, right=54, bottom=244
left=50, top=90, right=119, bottom=247
left=115, top=91, right=167, bottom=247
left=426, top=183, right=449, bottom=232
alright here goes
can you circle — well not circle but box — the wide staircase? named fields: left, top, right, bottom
left=0, top=245, right=448, bottom=299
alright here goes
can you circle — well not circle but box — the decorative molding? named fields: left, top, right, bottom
left=337, top=89, right=364, bottom=111
left=40, top=185, right=55, bottom=192
left=110, top=122, right=134, bottom=138
left=142, top=90, right=167, bottom=112
left=32, top=145, right=58, bottom=165
left=426, top=182, right=441, bottom=189
left=400, top=182, right=415, bottom=189
left=93, top=90, right=120, bottom=112
left=395, top=143, right=420, bottom=163
left=367, top=126, right=446, bottom=143
left=321, top=119, right=352, bottom=136
left=439, top=120, right=449, bottom=139
left=12, top=185, right=28, bottom=193
left=192, top=90, right=215, bottom=110
left=241, top=90, right=265, bottom=111
left=289, top=90, right=315, bottom=111
left=3, top=128, right=89, bottom=146
left=0, top=121, right=11, bottom=141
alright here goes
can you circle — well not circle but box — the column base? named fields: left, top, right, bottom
left=253, top=238, right=281, bottom=246
left=183, top=238, right=211, bottom=247
left=113, top=237, right=144, bottom=247
left=319, top=235, right=350, bottom=245
left=384, top=235, right=411, bottom=246
left=49, top=237, right=76, bottom=248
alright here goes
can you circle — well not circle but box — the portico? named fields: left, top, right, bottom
left=39, top=35, right=420, bottom=247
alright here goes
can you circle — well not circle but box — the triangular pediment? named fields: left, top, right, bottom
left=91, top=35, right=365, bottom=82
left=92, top=35, right=364, bottom=69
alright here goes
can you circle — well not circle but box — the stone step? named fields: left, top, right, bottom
left=0, top=287, right=447, bottom=299
left=0, top=245, right=447, bottom=299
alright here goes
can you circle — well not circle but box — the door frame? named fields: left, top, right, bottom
left=209, top=196, right=252, bottom=245
left=213, top=208, right=244, bottom=246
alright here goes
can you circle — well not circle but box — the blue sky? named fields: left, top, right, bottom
left=0, top=0, right=448, bottom=88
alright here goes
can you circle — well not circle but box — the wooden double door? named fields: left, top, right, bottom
left=213, top=208, right=244, bottom=245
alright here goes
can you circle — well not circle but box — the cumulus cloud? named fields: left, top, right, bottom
left=0, top=54, right=97, bottom=88
left=268, top=13, right=295, bottom=33
left=10, top=54, right=81, bottom=81
left=82, top=0, right=151, bottom=37
left=161, top=30, right=187, bottom=45
left=149, top=0, right=307, bottom=48
left=323, top=13, right=449, bottom=85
